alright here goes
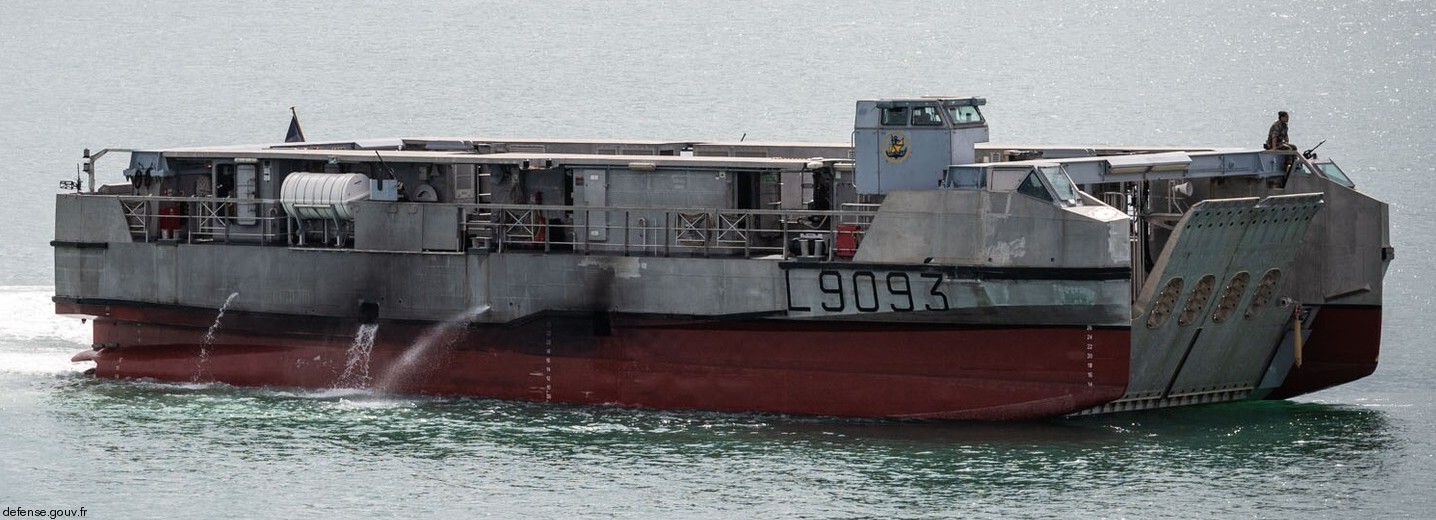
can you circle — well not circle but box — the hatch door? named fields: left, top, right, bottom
left=236, top=163, right=258, bottom=225
left=577, top=169, right=608, bottom=242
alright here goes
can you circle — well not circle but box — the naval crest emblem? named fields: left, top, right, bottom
left=882, top=130, right=909, bottom=163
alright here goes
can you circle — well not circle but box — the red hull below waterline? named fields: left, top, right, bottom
left=1265, top=305, right=1382, bottom=400
left=62, top=302, right=1130, bottom=420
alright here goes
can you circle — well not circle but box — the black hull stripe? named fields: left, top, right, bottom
left=50, top=240, right=109, bottom=249
left=779, top=261, right=1131, bottom=281
left=56, top=296, right=1133, bottom=332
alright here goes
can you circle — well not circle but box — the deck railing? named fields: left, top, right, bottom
left=110, top=196, right=289, bottom=245
left=101, top=195, right=878, bottom=261
left=464, top=203, right=877, bottom=260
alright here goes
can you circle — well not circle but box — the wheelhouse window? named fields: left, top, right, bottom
left=945, top=105, right=983, bottom=124
left=881, top=107, right=910, bottom=126
left=1017, top=171, right=1053, bottom=202
left=1011, top=166, right=1082, bottom=207
left=1039, top=166, right=1081, bottom=205
left=911, top=105, right=943, bottom=126
left=1316, top=161, right=1356, bottom=188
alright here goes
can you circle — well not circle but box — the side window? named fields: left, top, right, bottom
left=1017, top=171, right=1053, bottom=202
left=947, top=167, right=986, bottom=190
left=881, top=107, right=910, bottom=126
left=911, top=105, right=942, bottom=126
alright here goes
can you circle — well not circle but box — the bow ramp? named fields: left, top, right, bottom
left=1088, top=193, right=1325, bottom=414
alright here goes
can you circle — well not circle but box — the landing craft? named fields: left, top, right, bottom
left=55, top=97, right=1391, bottom=419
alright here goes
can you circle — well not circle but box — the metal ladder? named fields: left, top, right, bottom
left=465, top=168, right=496, bottom=250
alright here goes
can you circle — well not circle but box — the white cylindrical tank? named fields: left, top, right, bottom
left=280, top=172, right=371, bottom=221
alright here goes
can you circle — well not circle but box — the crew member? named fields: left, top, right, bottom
left=1266, top=111, right=1296, bottom=172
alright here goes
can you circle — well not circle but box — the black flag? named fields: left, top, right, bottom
left=285, top=107, right=306, bottom=143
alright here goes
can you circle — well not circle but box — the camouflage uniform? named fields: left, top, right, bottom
left=1267, top=120, right=1293, bottom=151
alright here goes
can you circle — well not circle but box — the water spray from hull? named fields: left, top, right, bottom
left=375, top=304, right=490, bottom=392
left=194, top=291, right=240, bottom=382
left=336, top=323, right=380, bottom=388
